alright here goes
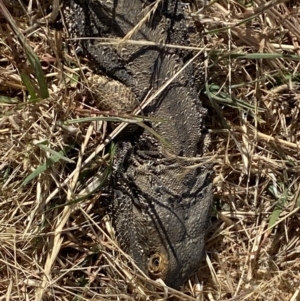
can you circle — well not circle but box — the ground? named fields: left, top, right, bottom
left=0, top=0, right=299, bottom=300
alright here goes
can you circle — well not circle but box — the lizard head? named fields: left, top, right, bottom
left=130, top=208, right=208, bottom=289
left=137, top=232, right=207, bottom=288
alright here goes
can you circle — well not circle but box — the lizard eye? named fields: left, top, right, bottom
left=147, top=253, right=168, bottom=278
left=150, top=255, right=161, bottom=268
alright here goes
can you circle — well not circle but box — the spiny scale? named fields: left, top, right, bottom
left=89, top=74, right=138, bottom=113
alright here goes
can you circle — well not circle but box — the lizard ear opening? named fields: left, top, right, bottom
left=147, top=252, right=168, bottom=278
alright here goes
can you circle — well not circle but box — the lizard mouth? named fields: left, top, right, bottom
left=147, top=252, right=169, bottom=279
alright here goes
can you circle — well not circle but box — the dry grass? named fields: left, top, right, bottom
left=0, top=0, right=300, bottom=300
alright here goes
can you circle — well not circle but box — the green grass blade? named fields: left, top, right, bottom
left=36, top=143, right=75, bottom=164
left=0, top=96, right=19, bottom=103
left=22, top=149, right=71, bottom=186
left=20, top=72, right=38, bottom=100
left=268, top=189, right=288, bottom=231
left=45, top=143, right=116, bottom=212
left=0, top=0, right=49, bottom=99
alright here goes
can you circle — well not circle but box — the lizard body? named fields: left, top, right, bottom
left=62, top=0, right=213, bottom=288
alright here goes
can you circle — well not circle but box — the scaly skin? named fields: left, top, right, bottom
left=62, top=0, right=213, bottom=288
